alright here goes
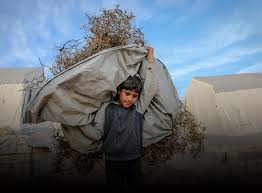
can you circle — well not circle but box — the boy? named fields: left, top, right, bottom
left=80, top=47, right=156, bottom=190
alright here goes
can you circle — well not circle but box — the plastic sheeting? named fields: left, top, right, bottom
left=24, top=44, right=180, bottom=153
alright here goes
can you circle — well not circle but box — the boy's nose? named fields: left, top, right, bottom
left=127, top=97, right=133, bottom=103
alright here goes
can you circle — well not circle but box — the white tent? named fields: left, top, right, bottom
left=164, top=73, right=262, bottom=175
left=0, top=68, right=44, bottom=130
left=184, top=73, right=262, bottom=151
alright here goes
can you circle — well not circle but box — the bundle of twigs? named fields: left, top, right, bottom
left=47, top=6, right=205, bottom=175
left=48, top=5, right=145, bottom=76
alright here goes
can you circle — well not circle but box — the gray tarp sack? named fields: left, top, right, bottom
left=24, top=44, right=180, bottom=153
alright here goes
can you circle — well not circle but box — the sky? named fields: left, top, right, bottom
left=1, top=0, right=262, bottom=99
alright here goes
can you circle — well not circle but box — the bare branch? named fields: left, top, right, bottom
left=50, top=5, right=146, bottom=76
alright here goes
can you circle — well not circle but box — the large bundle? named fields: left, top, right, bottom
left=24, top=44, right=180, bottom=154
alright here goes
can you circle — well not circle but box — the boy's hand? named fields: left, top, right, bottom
left=147, top=47, right=154, bottom=64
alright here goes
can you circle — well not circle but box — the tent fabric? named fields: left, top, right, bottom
left=24, top=44, right=180, bottom=153
left=0, top=68, right=42, bottom=84
left=195, top=73, right=262, bottom=93
left=0, top=68, right=43, bottom=130
left=185, top=74, right=262, bottom=136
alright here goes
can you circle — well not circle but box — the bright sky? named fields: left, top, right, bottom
left=1, top=0, right=262, bottom=99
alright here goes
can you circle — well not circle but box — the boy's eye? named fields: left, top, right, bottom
left=123, top=90, right=139, bottom=98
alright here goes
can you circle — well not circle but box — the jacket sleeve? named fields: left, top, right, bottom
left=79, top=102, right=109, bottom=141
left=136, top=58, right=157, bottom=114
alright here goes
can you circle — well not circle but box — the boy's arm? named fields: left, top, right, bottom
left=136, top=47, right=157, bottom=114
left=79, top=102, right=109, bottom=141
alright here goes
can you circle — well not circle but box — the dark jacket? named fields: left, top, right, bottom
left=103, top=102, right=143, bottom=161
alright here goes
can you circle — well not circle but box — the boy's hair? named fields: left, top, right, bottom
left=118, top=75, right=143, bottom=94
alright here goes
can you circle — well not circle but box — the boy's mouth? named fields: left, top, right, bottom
left=124, top=102, right=132, bottom=106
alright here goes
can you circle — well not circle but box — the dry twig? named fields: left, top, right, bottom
left=49, top=5, right=145, bottom=76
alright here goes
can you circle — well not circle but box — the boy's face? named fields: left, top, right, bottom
left=118, top=89, right=139, bottom=108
